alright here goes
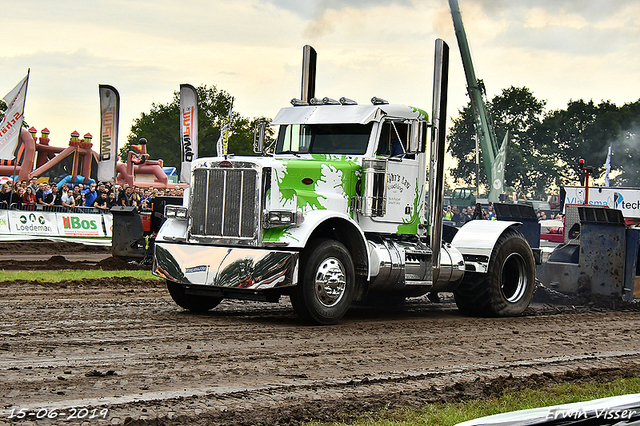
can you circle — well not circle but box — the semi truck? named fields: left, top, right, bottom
left=152, top=40, right=537, bottom=325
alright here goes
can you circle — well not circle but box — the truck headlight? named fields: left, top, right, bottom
left=165, top=205, right=189, bottom=219
left=266, top=210, right=302, bottom=227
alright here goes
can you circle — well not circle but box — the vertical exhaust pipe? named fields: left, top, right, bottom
left=429, top=39, right=450, bottom=282
left=301, top=45, right=317, bottom=103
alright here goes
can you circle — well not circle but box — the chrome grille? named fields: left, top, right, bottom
left=190, top=167, right=259, bottom=239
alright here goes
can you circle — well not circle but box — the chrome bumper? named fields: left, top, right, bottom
left=153, top=243, right=298, bottom=290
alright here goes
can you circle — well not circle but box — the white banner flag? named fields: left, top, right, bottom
left=179, top=84, right=198, bottom=184
left=604, top=145, right=612, bottom=187
left=0, top=72, right=29, bottom=160
left=97, top=85, right=120, bottom=183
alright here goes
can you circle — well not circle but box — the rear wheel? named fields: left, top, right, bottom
left=166, top=281, right=223, bottom=312
left=290, top=239, right=355, bottom=325
left=454, top=229, right=535, bottom=316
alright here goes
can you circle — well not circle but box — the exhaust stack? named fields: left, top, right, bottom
left=301, top=45, right=317, bottom=103
left=429, top=38, right=450, bottom=282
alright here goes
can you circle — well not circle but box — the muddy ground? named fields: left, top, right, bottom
left=1, top=242, right=640, bottom=425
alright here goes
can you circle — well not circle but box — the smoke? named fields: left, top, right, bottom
left=299, top=0, right=413, bottom=39
left=609, top=121, right=640, bottom=186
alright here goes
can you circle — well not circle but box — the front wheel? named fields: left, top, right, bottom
left=290, top=239, right=355, bottom=325
left=454, top=229, right=535, bottom=316
left=166, top=281, right=223, bottom=312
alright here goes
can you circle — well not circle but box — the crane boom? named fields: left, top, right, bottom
left=449, top=0, right=507, bottom=203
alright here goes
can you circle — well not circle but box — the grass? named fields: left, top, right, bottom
left=0, top=269, right=158, bottom=282
left=306, top=377, right=640, bottom=426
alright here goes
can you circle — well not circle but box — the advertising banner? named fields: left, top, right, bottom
left=97, top=85, right=120, bottom=183
left=0, top=210, right=9, bottom=234
left=179, top=84, right=198, bottom=184
left=0, top=72, right=29, bottom=160
left=8, top=210, right=57, bottom=235
left=57, top=213, right=105, bottom=237
left=563, top=186, right=640, bottom=219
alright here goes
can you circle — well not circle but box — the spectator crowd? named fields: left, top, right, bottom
left=0, top=177, right=183, bottom=212
left=442, top=203, right=563, bottom=225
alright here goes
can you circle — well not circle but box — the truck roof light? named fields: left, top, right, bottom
left=339, top=97, right=357, bottom=105
left=309, top=97, right=323, bottom=105
left=322, top=97, right=340, bottom=105
left=291, top=98, right=309, bottom=106
left=371, top=96, right=388, bottom=105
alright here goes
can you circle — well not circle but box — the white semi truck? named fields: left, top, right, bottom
left=152, top=40, right=537, bottom=325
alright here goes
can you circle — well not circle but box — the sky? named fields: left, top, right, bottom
left=2, top=0, right=639, bottom=152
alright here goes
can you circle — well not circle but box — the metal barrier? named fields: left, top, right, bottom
left=0, top=203, right=104, bottom=214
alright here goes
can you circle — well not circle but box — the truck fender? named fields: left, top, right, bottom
left=450, top=220, right=524, bottom=273
left=277, top=210, right=370, bottom=280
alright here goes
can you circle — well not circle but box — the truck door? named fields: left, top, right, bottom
left=373, top=120, right=422, bottom=226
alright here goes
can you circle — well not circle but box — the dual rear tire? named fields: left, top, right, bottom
left=454, top=229, right=535, bottom=316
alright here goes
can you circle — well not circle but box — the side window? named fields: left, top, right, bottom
left=376, top=121, right=411, bottom=158
left=376, top=122, right=392, bottom=156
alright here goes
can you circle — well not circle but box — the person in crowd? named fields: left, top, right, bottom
left=61, top=189, right=76, bottom=209
left=140, top=189, right=151, bottom=209
left=84, top=183, right=98, bottom=207
left=451, top=206, right=462, bottom=223
left=43, top=184, right=53, bottom=205
left=35, top=183, right=46, bottom=205
left=11, top=187, right=24, bottom=207
left=444, top=205, right=454, bottom=221
left=106, top=191, right=117, bottom=209
left=460, top=207, right=468, bottom=223
left=93, top=190, right=109, bottom=210
left=27, top=177, right=38, bottom=194
left=74, top=191, right=83, bottom=209
left=487, top=205, right=496, bottom=220
left=117, top=184, right=130, bottom=206
left=0, top=183, right=11, bottom=206
left=22, top=186, right=36, bottom=206
left=50, top=185, right=62, bottom=206
left=97, top=182, right=107, bottom=198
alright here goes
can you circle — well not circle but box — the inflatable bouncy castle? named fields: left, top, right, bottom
left=115, top=138, right=170, bottom=188
left=0, top=129, right=179, bottom=189
left=0, top=127, right=97, bottom=186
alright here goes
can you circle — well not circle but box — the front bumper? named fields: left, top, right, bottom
left=153, top=242, right=299, bottom=290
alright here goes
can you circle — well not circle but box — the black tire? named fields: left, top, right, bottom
left=166, top=281, right=222, bottom=312
left=290, top=239, right=355, bottom=325
left=454, top=229, right=535, bottom=317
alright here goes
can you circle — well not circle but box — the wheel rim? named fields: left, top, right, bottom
left=314, top=257, right=347, bottom=307
left=500, top=252, right=528, bottom=303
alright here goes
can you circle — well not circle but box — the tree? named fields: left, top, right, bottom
left=540, top=99, right=640, bottom=187
left=447, top=86, right=552, bottom=199
left=121, top=85, right=257, bottom=177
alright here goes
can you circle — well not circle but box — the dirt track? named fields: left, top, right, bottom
left=2, top=243, right=640, bottom=425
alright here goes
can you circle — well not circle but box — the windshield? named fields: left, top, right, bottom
left=275, top=123, right=373, bottom=155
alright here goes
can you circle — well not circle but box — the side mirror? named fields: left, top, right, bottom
left=253, top=119, right=269, bottom=154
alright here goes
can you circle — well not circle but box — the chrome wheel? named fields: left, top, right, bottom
left=501, top=252, right=527, bottom=303
left=314, top=257, right=347, bottom=307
